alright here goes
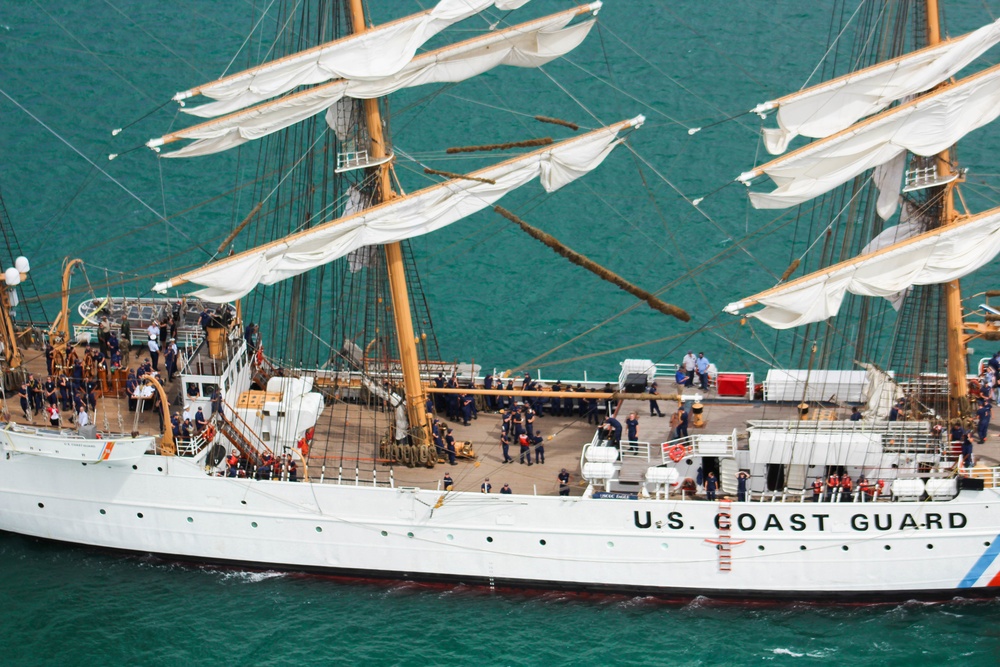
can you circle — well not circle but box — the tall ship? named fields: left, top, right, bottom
left=2, top=0, right=1000, bottom=599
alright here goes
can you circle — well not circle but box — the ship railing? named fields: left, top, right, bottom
left=959, top=464, right=1000, bottom=489
left=174, top=431, right=208, bottom=457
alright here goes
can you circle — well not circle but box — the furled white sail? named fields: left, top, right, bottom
left=724, top=206, right=1000, bottom=329
left=152, top=116, right=644, bottom=301
left=756, top=18, right=1000, bottom=154
left=151, top=7, right=599, bottom=158
left=738, top=63, right=1000, bottom=209
left=176, top=0, right=532, bottom=118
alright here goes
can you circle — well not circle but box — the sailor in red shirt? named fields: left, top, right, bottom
left=811, top=477, right=823, bottom=502
left=826, top=472, right=840, bottom=502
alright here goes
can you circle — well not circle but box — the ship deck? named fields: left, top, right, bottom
left=13, top=348, right=1000, bottom=498
left=304, top=382, right=1000, bottom=496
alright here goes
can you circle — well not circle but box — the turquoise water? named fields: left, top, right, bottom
left=3, top=1, right=1000, bottom=664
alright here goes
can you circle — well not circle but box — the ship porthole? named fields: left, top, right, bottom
left=132, top=465, right=137, bottom=470
left=137, top=513, right=143, bottom=518
left=926, top=544, right=934, bottom=550
left=757, top=545, right=764, bottom=551
left=187, top=517, right=194, bottom=523
left=407, top=532, right=414, bottom=538
left=37, top=502, right=44, bottom=509
left=607, top=541, right=614, bottom=548
left=157, top=467, right=163, bottom=472
left=486, top=536, right=494, bottom=543
left=539, top=539, right=546, bottom=546
left=447, top=534, right=454, bottom=541
left=381, top=530, right=388, bottom=537
left=884, top=545, right=891, bottom=551
left=986, top=542, right=992, bottom=547
left=841, top=545, right=849, bottom=551
left=251, top=522, right=258, bottom=528
left=99, top=509, right=106, bottom=515
left=660, top=543, right=668, bottom=550
left=799, top=545, right=806, bottom=551
left=315, top=526, right=322, bottom=533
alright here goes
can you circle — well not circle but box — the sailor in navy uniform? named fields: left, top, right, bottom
left=705, top=471, right=718, bottom=501
left=648, top=382, right=663, bottom=416
left=445, top=428, right=458, bottom=465
left=483, top=372, right=495, bottom=411
left=445, top=376, right=460, bottom=421
left=461, top=393, right=474, bottom=425
left=736, top=470, right=749, bottom=502
left=432, top=419, right=445, bottom=461
left=524, top=404, right=536, bottom=440
left=558, top=469, right=571, bottom=496
left=433, top=373, right=446, bottom=413
left=532, top=432, right=545, bottom=464
left=500, top=483, right=512, bottom=495
left=625, top=412, right=639, bottom=452
left=499, top=432, right=513, bottom=463
left=550, top=381, right=563, bottom=417
left=602, top=416, right=622, bottom=448
left=17, top=382, right=30, bottom=420
left=442, top=472, right=454, bottom=490
left=481, top=478, right=492, bottom=493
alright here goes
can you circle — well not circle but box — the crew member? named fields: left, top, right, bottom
left=811, top=476, right=823, bottom=502
left=444, top=427, right=458, bottom=466
left=625, top=412, right=639, bottom=452
left=736, top=470, right=749, bottom=502
left=558, top=469, right=571, bottom=496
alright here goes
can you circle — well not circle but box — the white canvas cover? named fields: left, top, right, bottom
left=177, top=0, right=532, bottom=118
left=153, top=9, right=597, bottom=158
left=739, top=63, right=1000, bottom=209
left=152, top=116, right=644, bottom=301
left=762, top=369, right=871, bottom=403
left=724, top=206, right=1000, bottom=329
left=859, top=363, right=904, bottom=420
left=757, top=18, right=1000, bottom=154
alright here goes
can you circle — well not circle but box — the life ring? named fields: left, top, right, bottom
left=667, top=444, right=686, bottom=462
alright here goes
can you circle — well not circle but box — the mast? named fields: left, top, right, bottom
left=347, top=0, right=429, bottom=445
left=927, top=0, right=969, bottom=412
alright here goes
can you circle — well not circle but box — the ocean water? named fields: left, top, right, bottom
left=3, top=0, right=1000, bottom=664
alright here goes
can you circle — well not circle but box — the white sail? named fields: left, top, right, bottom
left=152, top=116, right=644, bottom=301
left=757, top=18, right=1000, bottom=154
left=151, top=6, right=599, bottom=158
left=738, top=63, right=1000, bottom=209
left=176, top=0, right=532, bottom=118
left=724, top=206, right=1000, bottom=329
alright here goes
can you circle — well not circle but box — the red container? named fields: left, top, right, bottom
left=716, top=373, right=748, bottom=397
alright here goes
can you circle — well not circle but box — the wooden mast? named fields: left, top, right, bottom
left=347, top=0, right=429, bottom=446
left=926, top=0, right=969, bottom=413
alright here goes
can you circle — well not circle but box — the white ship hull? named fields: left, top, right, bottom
left=3, top=449, right=999, bottom=599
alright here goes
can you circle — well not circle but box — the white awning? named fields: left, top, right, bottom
left=151, top=6, right=599, bottom=158
left=757, top=18, right=1000, bottom=154
left=738, top=62, right=1000, bottom=209
left=724, top=206, right=1000, bottom=329
left=176, top=0, right=532, bottom=118
left=153, top=115, right=644, bottom=301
